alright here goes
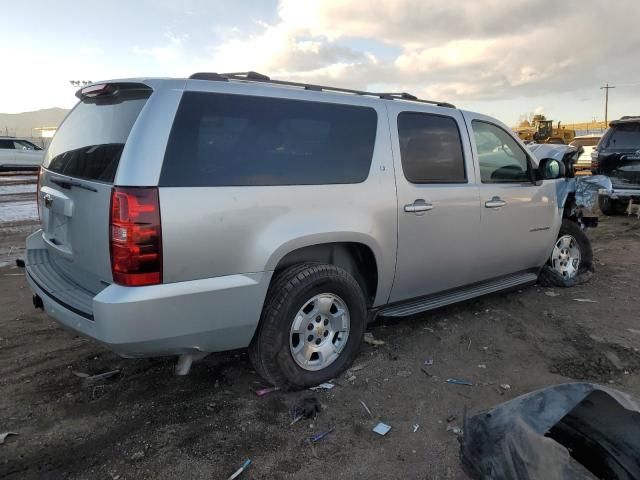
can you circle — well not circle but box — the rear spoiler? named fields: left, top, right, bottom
left=76, top=82, right=152, bottom=100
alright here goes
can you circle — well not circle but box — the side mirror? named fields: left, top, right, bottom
left=536, top=157, right=565, bottom=180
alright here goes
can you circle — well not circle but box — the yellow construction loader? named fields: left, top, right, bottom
left=516, top=119, right=576, bottom=144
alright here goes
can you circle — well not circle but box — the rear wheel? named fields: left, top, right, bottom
left=249, top=263, right=366, bottom=390
left=538, top=219, right=593, bottom=288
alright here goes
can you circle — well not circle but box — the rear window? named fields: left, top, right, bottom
left=397, top=112, right=466, bottom=183
left=604, top=124, right=640, bottom=149
left=160, top=92, right=377, bottom=186
left=44, top=88, right=150, bottom=183
left=570, top=137, right=600, bottom=148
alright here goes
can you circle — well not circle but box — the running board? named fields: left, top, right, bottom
left=379, top=272, right=538, bottom=318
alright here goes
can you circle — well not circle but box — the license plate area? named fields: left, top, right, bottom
left=41, top=186, right=74, bottom=257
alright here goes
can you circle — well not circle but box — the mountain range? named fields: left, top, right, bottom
left=0, top=108, right=69, bottom=137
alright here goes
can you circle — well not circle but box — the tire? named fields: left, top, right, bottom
left=538, top=219, right=593, bottom=288
left=598, top=195, right=625, bottom=216
left=248, top=263, right=367, bottom=390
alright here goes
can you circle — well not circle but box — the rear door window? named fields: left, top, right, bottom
left=472, top=121, right=531, bottom=183
left=160, top=92, right=378, bottom=186
left=605, top=124, right=640, bottom=149
left=397, top=112, right=466, bottom=183
left=44, top=88, right=150, bottom=183
left=0, top=139, right=14, bottom=149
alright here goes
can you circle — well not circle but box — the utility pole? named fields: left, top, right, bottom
left=600, top=83, right=615, bottom=125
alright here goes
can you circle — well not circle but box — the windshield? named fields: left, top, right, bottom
left=44, top=89, right=150, bottom=183
left=604, top=124, right=640, bottom=149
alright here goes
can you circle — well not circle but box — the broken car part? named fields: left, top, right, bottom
left=461, top=382, right=640, bottom=480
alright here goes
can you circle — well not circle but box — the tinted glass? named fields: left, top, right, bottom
left=160, top=92, right=377, bottom=186
left=397, top=112, right=465, bottom=183
left=13, top=140, right=36, bottom=150
left=472, top=121, right=530, bottom=183
left=44, top=90, right=149, bottom=183
left=0, top=139, right=13, bottom=149
left=605, top=124, right=640, bottom=149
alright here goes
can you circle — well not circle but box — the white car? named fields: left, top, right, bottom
left=0, top=137, right=43, bottom=170
left=570, top=134, right=602, bottom=174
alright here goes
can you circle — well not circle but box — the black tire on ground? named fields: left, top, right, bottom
left=248, top=263, right=367, bottom=390
left=598, top=196, right=625, bottom=216
left=538, top=219, right=593, bottom=288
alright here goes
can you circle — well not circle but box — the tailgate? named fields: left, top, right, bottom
left=38, top=83, right=151, bottom=290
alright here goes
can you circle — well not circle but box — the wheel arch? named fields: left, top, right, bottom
left=267, top=239, right=381, bottom=306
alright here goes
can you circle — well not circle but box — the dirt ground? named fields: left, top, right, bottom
left=1, top=213, right=639, bottom=480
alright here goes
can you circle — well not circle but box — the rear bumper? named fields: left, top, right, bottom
left=600, top=187, right=640, bottom=199
left=25, top=230, right=271, bottom=357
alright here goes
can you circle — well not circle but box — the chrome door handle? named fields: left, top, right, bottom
left=485, top=196, right=506, bottom=208
left=404, top=200, right=434, bottom=214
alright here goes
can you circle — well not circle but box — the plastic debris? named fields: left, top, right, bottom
left=446, top=378, right=473, bottom=386
left=311, top=427, right=334, bottom=442
left=412, top=424, right=420, bottom=433
left=420, top=367, right=433, bottom=377
left=477, top=364, right=487, bottom=369
left=373, top=422, right=391, bottom=436
left=72, top=369, right=120, bottom=382
left=291, top=397, right=321, bottom=424
left=359, top=400, right=373, bottom=418
left=363, top=332, right=385, bottom=346
left=544, top=291, right=560, bottom=297
left=227, top=459, right=252, bottom=480
left=447, top=425, right=463, bottom=435
left=499, top=384, right=512, bottom=391
left=573, top=298, right=597, bottom=303
left=446, top=415, right=457, bottom=423
left=309, top=383, right=335, bottom=391
left=423, top=358, right=434, bottom=366
left=255, top=386, right=279, bottom=397
left=0, top=432, right=17, bottom=445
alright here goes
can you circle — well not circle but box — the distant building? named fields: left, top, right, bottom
left=34, top=127, right=57, bottom=138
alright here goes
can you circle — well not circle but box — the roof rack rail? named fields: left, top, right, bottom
left=188, top=71, right=455, bottom=108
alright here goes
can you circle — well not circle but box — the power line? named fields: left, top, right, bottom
left=600, top=83, right=615, bottom=125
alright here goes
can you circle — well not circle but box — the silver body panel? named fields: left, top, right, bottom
left=25, top=77, right=566, bottom=358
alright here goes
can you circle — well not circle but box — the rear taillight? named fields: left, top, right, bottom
left=36, top=167, right=42, bottom=222
left=109, top=187, right=162, bottom=286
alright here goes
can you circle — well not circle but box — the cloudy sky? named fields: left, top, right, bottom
left=2, top=0, right=639, bottom=125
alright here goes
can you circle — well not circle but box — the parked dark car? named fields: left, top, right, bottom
left=592, top=116, right=640, bottom=214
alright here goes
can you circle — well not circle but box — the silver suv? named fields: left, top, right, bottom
left=24, top=72, right=591, bottom=389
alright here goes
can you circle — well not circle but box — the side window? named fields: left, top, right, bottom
left=472, top=121, right=530, bottom=183
left=161, top=92, right=378, bottom=187
left=0, top=139, right=15, bottom=150
left=14, top=141, right=35, bottom=150
left=397, top=112, right=466, bottom=183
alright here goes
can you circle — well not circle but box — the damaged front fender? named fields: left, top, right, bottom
left=528, top=143, right=612, bottom=219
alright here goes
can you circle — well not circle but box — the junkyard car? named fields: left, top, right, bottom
left=570, top=134, right=601, bottom=175
left=0, top=136, right=43, bottom=170
left=592, top=116, right=640, bottom=214
left=24, top=73, right=593, bottom=389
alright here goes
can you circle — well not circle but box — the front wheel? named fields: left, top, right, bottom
left=538, top=219, right=593, bottom=288
left=248, top=263, right=366, bottom=390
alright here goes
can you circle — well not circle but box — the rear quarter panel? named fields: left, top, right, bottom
left=157, top=84, right=397, bottom=306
